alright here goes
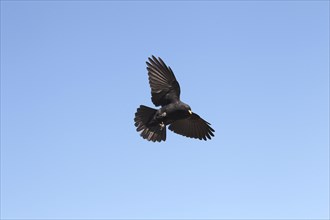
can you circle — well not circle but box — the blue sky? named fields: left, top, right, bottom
left=1, top=1, right=329, bottom=219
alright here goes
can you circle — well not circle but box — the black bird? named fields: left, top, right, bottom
left=134, top=56, right=215, bottom=142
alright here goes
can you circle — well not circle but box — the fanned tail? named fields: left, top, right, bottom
left=134, top=105, right=166, bottom=142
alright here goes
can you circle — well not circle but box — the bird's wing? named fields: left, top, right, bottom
left=168, top=113, right=215, bottom=140
left=146, top=56, right=181, bottom=107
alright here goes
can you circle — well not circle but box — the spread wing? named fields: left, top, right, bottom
left=168, top=113, right=215, bottom=140
left=146, top=56, right=181, bottom=107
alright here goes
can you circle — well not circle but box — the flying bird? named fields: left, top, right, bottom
left=134, top=56, right=215, bottom=142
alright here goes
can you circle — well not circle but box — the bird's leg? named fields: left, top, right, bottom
left=154, top=110, right=167, bottom=129
left=155, top=109, right=166, bottom=120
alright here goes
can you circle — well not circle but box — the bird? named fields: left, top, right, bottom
left=134, top=56, right=215, bottom=142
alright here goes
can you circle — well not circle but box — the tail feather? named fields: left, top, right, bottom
left=134, top=105, right=166, bottom=142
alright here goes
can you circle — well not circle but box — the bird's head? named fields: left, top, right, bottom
left=183, top=103, right=193, bottom=115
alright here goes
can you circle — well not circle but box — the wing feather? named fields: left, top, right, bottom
left=146, top=56, right=181, bottom=106
left=168, top=113, right=215, bottom=140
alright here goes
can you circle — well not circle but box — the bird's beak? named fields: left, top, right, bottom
left=188, top=110, right=192, bottom=115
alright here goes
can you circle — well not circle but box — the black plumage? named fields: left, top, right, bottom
left=134, top=56, right=215, bottom=142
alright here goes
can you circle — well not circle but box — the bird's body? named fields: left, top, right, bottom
left=148, top=101, right=191, bottom=126
left=134, top=56, right=215, bottom=142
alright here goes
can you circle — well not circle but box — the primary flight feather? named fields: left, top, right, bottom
left=134, top=56, right=215, bottom=142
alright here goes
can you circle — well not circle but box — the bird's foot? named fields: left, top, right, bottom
left=156, top=111, right=167, bottom=121
left=159, top=122, right=165, bottom=130
left=160, top=112, right=167, bottom=117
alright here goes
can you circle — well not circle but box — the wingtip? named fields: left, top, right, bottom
left=149, top=55, right=157, bottom=61
left=148, top=55, right=163, bottom=63
left=147, top=56, right=156, bottom=66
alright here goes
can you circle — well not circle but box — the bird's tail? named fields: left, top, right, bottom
left=134, top=105, right=166, bottom=142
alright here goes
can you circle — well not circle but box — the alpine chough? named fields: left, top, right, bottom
left=134, top=56, right=215, bottom=142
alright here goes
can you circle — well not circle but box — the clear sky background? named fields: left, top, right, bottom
left=1, top=1, right=329, bottom=219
